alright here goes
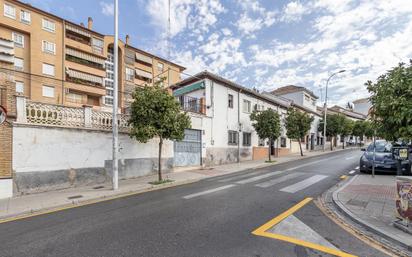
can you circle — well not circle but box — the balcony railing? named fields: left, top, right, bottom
left=178, top=96, right=206, bottom=115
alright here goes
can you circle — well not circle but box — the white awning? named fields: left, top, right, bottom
left=66, top=48, right=106, bottom=66
left=66, top=69, right=103, bottom=85
left=135, top=69, right=152, bottom=79
left=135, top=52, right=152, bottom=64
left=65, top=24, right=91, bottom=38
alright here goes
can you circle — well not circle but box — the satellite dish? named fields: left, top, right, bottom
left=0, top=106, right=6, bottom=125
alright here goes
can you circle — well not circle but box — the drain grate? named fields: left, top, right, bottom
left=68, top=195, right=83, bottom=200
left=93, top=185, right=105, bottom=189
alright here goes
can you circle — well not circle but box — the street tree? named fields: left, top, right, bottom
left=129, top=82, right=191, bottom=182
left=366, top=60, right=412, bottom=142
left=318, top=114, right=342, bottom=150
left=352, top=120, right=366, bottom=144
left=250, top=109, right=281, bottom=162
left=284, top=107, right=314, bottom=156
left=341, top=118, right=354, bottom=149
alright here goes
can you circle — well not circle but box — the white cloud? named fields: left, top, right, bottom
left=100, top=1, right=114, bottom=16
left=281, top=1, right=308, bottom=22
left=235, top=1, right=277, bottom=36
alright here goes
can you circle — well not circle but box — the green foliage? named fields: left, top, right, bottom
left=129, top=81, right=191, bottom=181
left=318, top=114, right=343, bottom=137
left=285, top=108, right=314, bottom=156
left=366, top=60, right=412, bottom=141
left=250, top=109, right=281, bottom=161
left=341, top=118, right=354, bottom=138
left=129, top=84, right=191, bottom=143
left=250, top=109, right=281, bottom=141
left=285, top=108, right=314, bottom=140
left=352, top=120, right=366, bottom=138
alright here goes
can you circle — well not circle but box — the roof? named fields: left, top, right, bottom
left=291, top=102, right=322, bottom=117
left=352, top=97, right=370, bottom=104
left=171, top=71, right=291, bottom=109
left=10, top=0, right=185, bottom=70
left=326, top=105, right=367, bottom=120
left=271, top=85, right=319, bottom=99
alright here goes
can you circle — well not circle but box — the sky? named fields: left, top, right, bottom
left=25, top=0, right=412, bottom=107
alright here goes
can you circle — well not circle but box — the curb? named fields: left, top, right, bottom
left=331, top=175, right=412, bottom=251
left=0, top=147, right=356, bottom=223
left=0, top=178, right=200, bottom=223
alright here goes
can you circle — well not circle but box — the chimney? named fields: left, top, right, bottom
left=126, top=35, right=130, bottom=45
left=80, top=22, right=84, bottom=27
left=87, top=17, right=93, bottom=30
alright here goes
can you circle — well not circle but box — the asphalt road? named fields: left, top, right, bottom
left=0, top=149, right=388, bottom=257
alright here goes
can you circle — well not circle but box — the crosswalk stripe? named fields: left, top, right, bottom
left=355, top=166, right=359, bottom=170
left=280, top=175, right=328, bottom=193
left=235, top=170, right=287, bottom=184
left=183, top=185, right=235, bottom=199
left=349, top=170, right=356, bottom=174
left=255, top=172, right=304, bottom=188
left=218, top=170, right=266, bottom=183
left=285, top=156, right=337, bottom=171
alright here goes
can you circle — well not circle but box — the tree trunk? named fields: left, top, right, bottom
left=268, top=138, right=272, bottom=162
left=298, top=140, right=303, bottom=156
left=330, top=137, right=333, bottom=151
left=158, top=137, right=163, bottom=181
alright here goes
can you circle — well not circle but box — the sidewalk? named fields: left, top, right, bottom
left=0, top=148, right=353, bottom=222
left=333, top=174, right=412, bottom=250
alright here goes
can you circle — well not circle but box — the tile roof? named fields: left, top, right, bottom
left=271, top=85, right=319, bottom=99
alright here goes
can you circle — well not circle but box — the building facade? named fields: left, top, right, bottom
left=0, top=0, right=184, bottom=113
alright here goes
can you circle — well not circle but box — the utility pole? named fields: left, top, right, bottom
left=112, top=0, right=119, bottom=190
left=322, top=70, right=346, bottom=151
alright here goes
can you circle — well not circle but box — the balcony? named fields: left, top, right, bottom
left=0, top=38, right=14, bottom=64
left=178, top=95, right=206, bottom=115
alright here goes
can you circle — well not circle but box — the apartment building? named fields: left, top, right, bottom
left=0, top=0, right=185, bottom=112
left=171, top=71, right=294, bottom=167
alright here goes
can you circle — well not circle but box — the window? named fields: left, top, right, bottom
left=42, top=41, right=56, bottom=54
left=66, top=92, right=82, bottom=104
left=243, top=99, right=251, bottom=113
left=258, top=138, right=265, bottom=146
left=228, top=130, right=238, bottom=145
left=157, top=62, right=164, bottom=72
left=280, top=137, right=287, bottom=148
left=20, top=10, right=30, bottom=24
left=14, top=57, right=23, bottom=70
left=104, top=97, right=113, bottom=105
left=12, top=32, right=24, bottom=48
left=15, top=81, right=24, bottom=93
left=42, top=18, right=55, bottom=32
left=105, top=80, right=114, bottom=88
left=106, top=72, right=114, bottom=80
left=42, top=63, right=55, bottom=76
left=126, top=67, right=134, bottom=81
left=228, top=94, right=233, bottom=108
left=243, top=132, right=251, bottom=146
left=4, top=3, right=15, bottom=19
left=42, top=86, right=54, bottom=97
left=92, top=38, right=104, bottom=54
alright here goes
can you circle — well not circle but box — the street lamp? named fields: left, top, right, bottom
left=322, top=70, right=346, bottom=151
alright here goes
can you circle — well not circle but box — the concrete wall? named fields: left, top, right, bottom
left=12, top=125, right=173, bottom=194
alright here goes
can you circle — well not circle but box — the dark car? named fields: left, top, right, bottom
left=359, top=140, right=411, bottom=175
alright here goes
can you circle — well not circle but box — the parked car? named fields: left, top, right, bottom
left=359, top=140, right=411, bottom=175
left=346, top=139, right=355, bottom=146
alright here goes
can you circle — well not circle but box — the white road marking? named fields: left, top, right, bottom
left=183, top=185, right=235, bottom=199
left=286, top=156, right=337, bottom=171
left=345, top=156, right=355, bottom=160
left=349, top=170, right=356, bottom=174
left=218, top=170, right=265, bottom=183
left=235, top=170, right=287, bottom=185
left=355, top=166, right=359, bottom=170
left=280, top=175, right=328, bottom=193
left=255, top=172, right=304, bottom=188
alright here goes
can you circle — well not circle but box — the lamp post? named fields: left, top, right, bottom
left=322, top=70, right=346, bottom=151
left=112, top=0, right=119, bottom=190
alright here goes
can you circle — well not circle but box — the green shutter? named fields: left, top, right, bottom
left=173, top=81, right=205, bottom=96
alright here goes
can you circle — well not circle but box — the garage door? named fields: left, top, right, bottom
left=174, top=129, right=201, bottom=167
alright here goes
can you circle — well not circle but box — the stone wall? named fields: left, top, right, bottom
left=205, top=147, right=252, bottom=166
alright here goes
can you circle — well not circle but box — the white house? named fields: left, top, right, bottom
left=171, top=71, right=294, bottom=167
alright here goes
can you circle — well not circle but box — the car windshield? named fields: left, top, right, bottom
left=367, top=141, right=392, bottom=152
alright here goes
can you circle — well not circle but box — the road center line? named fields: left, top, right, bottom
left=218, top=170, right=265, bottom=183
left=349, top=170, right=356, bottom=174
left=280, top=175, right=328, bottom=193
left=183, top=185, right=235, bottom=199
left=235, top=170, right=287, bottom=184
left=355, top=166, right=359, bottom=170
left=345, top=156, right=355, bottom=160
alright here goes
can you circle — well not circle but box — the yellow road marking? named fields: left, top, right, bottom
left=340, top=175, right=348, bottom=180
left=252, top=197, right=358, bottom=257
